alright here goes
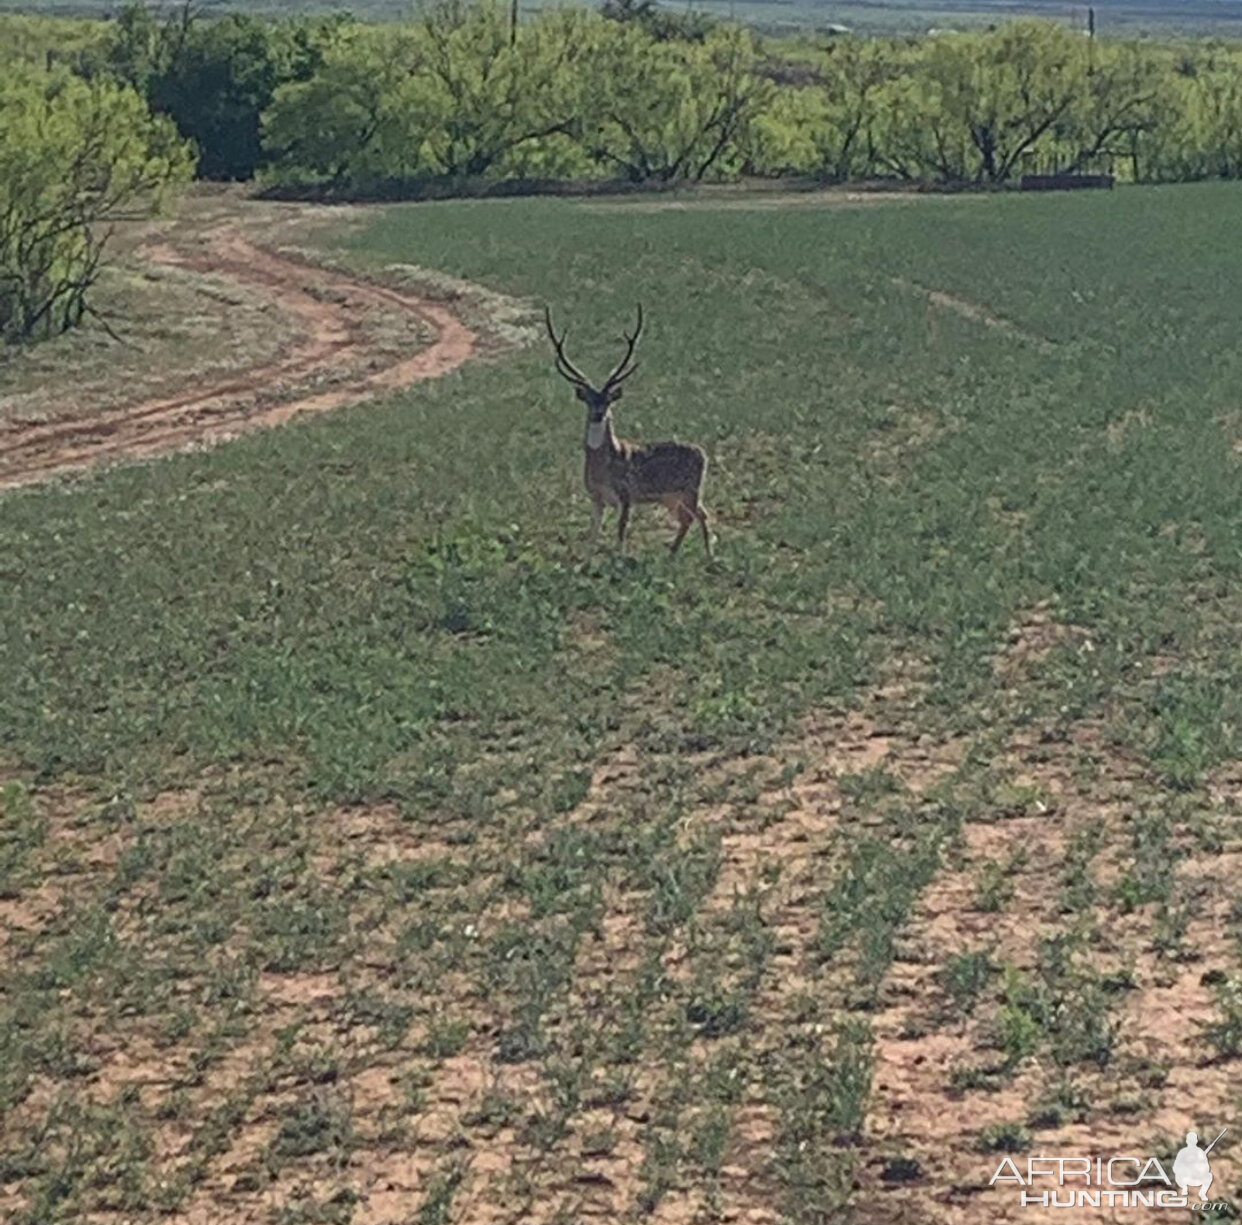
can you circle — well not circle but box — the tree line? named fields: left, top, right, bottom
left=9, top=3, right=1242, bottom=190
left=3, top=2, right=1242, bottom=340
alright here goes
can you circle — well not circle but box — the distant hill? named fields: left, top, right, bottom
left=586, top=0, right=1242, bottom=39
left=675, top=0, right=1242, bottom=38
left=4, top=0, right=1242, bottom=34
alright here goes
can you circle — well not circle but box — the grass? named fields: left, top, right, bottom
left=1, top=181, right=1242, bottom=1220
left=0, top=194, right=348, bottom=432
left=0, top=258, right=300, bottom=429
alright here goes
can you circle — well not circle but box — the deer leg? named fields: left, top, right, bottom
left=616, top=499, right=631, bottom=551
left=696, top=506, right=712, bottom=557
left=669, top=504, right=694, bottom=554
left=589, top=500, right=603, bottom=548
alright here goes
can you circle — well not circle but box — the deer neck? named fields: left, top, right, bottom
left=585, top=414, right=616, bottom=452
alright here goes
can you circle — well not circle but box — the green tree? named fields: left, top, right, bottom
left=0, top=14, right=111, bottom=72
left=585, top=24, right=772, bottom=182
left=0, top=65, right=193, bottom=342
left=812, top=38, right=894, bottom=180
left=872, top=47, right=971, bottom=182
left=1188, top=49, right=1242, bottom=178
left=877, top=23, right=1089, bottom=184
left=148, top=13, right=300, bottom=180
left=102, top=3, right=346, bottom=181
left=412, top=0, right=594, bottom=178
left=264, top=1, right=597, bottom=187
left=263, top=28, right=431, bottom=187
left=1064, top=42, right=1169, bottom=176
left=743, top=84, right=829, bottom=177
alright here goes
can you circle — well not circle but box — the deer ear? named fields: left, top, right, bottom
left=607, top=386, right=623, bottom=403
left=575, top=387, right=590, bottom=403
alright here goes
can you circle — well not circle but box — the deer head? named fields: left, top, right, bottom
left=544, top=305, right=644, bottom=430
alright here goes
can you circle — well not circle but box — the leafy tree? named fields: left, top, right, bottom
left=0, top=14, right=111, bottom=71
left=1123, top=47, right=1242, bottom=182
left=870, top=24, right=1093, bottom=184
left=263, top=28, right=431, bottom=187
left=811, top=37, right=894, bottom=180
left=101, top=3, right=347, bottom=181
left=933, top=23, right=1088, bottom=183
left=872, top=47, right=973, bottom=182
left=103, top=1, right=164, bottom=96
left=585, top=24, right=772, bottom=182
left=31, top=0, right=1223, bottom=196
left=1187, top=50, right=1242, bottom=178
left=149, top=13, right=300, bottom=180
left=743, top=84, right=829, bottom=177
left=412, top=0, right=594, bottom=178
left=0, top=65, right=192, bottom=342
left=1065, top=42, right=1168, bottom=175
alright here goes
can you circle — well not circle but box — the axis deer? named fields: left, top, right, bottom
left=544, top=304, right=711, bottom=557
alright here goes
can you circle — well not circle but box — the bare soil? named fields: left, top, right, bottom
left=0, top=210, right=490, bottom=490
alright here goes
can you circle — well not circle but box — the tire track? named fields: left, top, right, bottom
left=0, top=228, right=478, bottom=490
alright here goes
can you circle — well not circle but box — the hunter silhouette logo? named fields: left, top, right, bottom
left=990, top=1125, right=1230, bottom=1211
left=1173, top=1129, right=1225, bottom=1199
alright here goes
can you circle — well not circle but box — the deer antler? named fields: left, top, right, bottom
left=601, top=303, right=644, bottom=392
left=544, top=306, right=593, bottom=389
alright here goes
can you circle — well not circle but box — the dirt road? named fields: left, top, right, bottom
left=0, top=228, right=478, bottom=490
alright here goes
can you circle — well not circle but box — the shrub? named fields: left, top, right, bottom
left=0, top=64, right=192, bottom=343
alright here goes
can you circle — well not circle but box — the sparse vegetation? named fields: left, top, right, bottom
left=2, top=165, right=1242, bottom=1219
left=977, top=1120, right=1030, bottom=1152
left=937, top=949, right=997, bottom=1017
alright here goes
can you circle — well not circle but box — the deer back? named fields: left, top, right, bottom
left=611, top=437, right=706, bottom=504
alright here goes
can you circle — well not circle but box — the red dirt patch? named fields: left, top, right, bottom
left=857, top=729, right=1242, bottom=1225
left=0, top=227, right=479, bottom=490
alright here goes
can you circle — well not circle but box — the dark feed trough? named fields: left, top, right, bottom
left=1020, top=173, right=1115, bottom=192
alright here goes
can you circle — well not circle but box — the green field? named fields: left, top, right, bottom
left=3, top=183, right=1242, bottom=1222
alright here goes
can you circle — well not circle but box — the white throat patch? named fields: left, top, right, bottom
left=586, top=419, right=608, bottom=449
